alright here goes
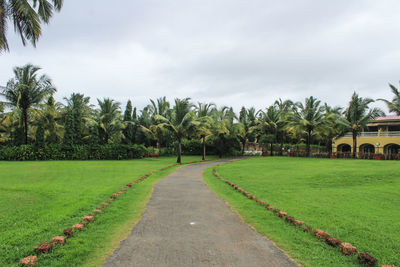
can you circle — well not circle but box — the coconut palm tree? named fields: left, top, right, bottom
left=148, top=96, right=171, bottom=119
left=0, top=0, right=63, bottom=52
left=317, top=104, right=346, bottom=155
left=344, top=92, right=384, bottom=158
left=287, top=96, right=325, bottom=157
left=195, top=102, right=215, bottom=160
left=236, top=107, right=257, bottom=154
left=195, top=102, right=215, bottom=118
left=63, top=93, right=95, bottom=145
left=0, top=64, right=55, bottom=144
left=274, top=98, right=293, bottom=154
left=209, top=107, right=239, bottom=158
left=153, top=98, right=197, bottom=163
left=0, top=102, right=6, bottom=142
left=378, top=83, right=400, bottom=115
left=192, top=116, right=212, bottom=160
left=97, top=98, right=122, bottom=144
left=255, top=105, right=282, bottom=156
left=40, top=95, right=63, bottom=143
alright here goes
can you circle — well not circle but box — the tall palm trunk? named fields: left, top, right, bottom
left=306, top=130, right=311, bottom=157
left=202, top=136, right=206, bottom=161
left=177, top=140, right=182, bottom=164
left=271, top=132, right=277, bottom=156
left=270, top=142, right=273, bottom=156
left=327, top=139, right=333, bottom=156
left=279, top=130, right=284, bottom=155
left=23, top=109, right=28, bottom=144
left=352, top=130, right=357, bottom=158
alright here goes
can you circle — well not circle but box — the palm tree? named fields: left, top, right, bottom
left=274, top=98, right=293, bottom=154
left=40, top=95, right=63, bottom=143
left=0, top=0, right=63, bottom=52
left=378, top=83, right=400, bottom=115
left=195, top=102, right=215, bottom=160
left=148, top=96, right=171, bottom=119
left=344, top=92, right=384, bottom=158
left=255, top=105, right=282, bottom=156
left=63, top=93, right=95, bottom=145
left=153, top=98, right=197, bottom=163
left=287, top=96, right=325, bottom=157
left=195, top=102, right=215, bottom=118
left=0, top=64, right=55, bottom=144
left=97, top=98, right=122, bottom=144
left=209, top=106, right=238, bottom=158
left=0, top=102, right=6, bottom=142
left=236, top=107, right=256, bottom=154
left=317, top=104, right=346, bottom=155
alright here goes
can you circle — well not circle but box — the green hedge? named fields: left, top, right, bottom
left=0, top=144, right=148, bottom=161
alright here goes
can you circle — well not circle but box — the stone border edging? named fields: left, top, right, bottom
left=212, top=162, right=396, bottom=267
left=18, top=159, right=212, bottom=267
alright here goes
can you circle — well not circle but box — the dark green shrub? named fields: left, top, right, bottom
left=0, top=144, right=147, bottom=161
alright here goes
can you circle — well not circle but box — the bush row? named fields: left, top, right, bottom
left=0, top=144, right=148, bottom=161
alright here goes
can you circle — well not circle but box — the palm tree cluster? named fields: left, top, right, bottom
left=1, top=64, right=397, bottom=162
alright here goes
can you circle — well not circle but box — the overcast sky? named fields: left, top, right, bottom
left=1, top=0, right=399, bottom=113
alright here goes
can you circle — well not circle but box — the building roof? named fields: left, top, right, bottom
left=373, top=115, right=400, bottom=121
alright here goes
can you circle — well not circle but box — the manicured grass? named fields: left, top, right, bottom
left=0, top=156, right=210, bottom=267
left=204, top=157, right=400, bottom=267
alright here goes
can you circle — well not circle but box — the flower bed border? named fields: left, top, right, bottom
left=18, top=159, right=211, bottom=266
left=211, top=163, right=393, bottom=267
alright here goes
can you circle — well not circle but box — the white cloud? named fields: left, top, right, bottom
left=1, top=0, right=399, bottom=113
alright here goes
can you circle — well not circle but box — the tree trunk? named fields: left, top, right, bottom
left=306, top=130, right=311, bottom=157
left=242, top=139, right=246, bottom=155
left=327, top=139, right=332, bottom=156
left=177, top=140, right=182, bottom=164
left=202, top=136, right=206, bottom=161
left=352, top=131, right=357, bottom=158
left=272, top=132, right=277, bottom=156
left=23, top=109, right=28, bottom=144
left=280, top=130, right=284, bottom=155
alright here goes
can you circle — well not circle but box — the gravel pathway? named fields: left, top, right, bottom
left=103, top=161, right=297, bottom=267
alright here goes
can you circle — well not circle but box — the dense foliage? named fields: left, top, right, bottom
left=0, top=144, right=147, bottom=161
left=1, top=63, right=397, bottom=161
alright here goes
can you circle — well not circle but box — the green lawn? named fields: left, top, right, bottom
left=0, top=156, right=209, bottom=267
left=204, top=157, right=400, bottom=267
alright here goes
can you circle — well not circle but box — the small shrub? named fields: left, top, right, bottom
left=34, top=242, right=52, bottom=254
left=338, top=242, right=357, bottom=255
left=278, top=211, right=287, bottom=217
left=19, top=256, right=38, bottom=267
left=63, top=228, right=73, bottom=238
left=51, top=236, right=66, bottom=246
left=358, top=253, right=378, bottom=266
left=314, top=229, right=330, bottom=240
left=326, top=237, right=341, bottom=247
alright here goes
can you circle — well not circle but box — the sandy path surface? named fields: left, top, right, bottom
left=103, top=161, right=297, bottom=267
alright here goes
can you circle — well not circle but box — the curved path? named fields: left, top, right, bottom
left=104, top=161, right=297, bottom=267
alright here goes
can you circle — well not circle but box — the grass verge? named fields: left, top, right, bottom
left=0, top=156, right=212, bottom=267
left=204, top=157, right=400, bottom=266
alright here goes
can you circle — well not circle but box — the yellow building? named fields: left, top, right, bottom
left=333, top=115, right=400, bottom=156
